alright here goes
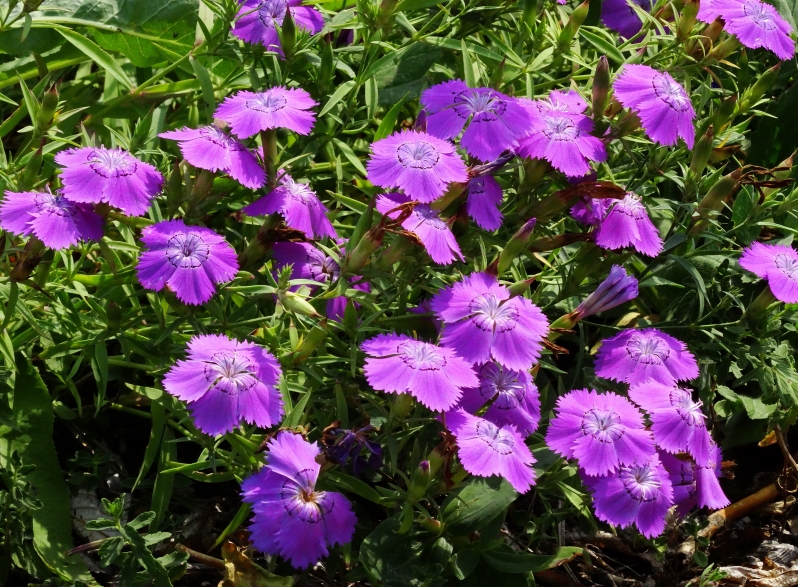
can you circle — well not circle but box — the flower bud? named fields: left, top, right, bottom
left=705, top=35, right=740, bottom=62
left=317, top=40, right=334, bottom=97
left=688, top=169, right=741, bottom=235
left=739, top=62, right=780, bottom=114
left=574, top=265, right=638, bottom=320
left=677, top=0, right=699, bottom=42
left=406, top=460, right=433, bottom=503
left=689, top=125, right=714, bottom=178
left=558, top=0, right=590, bottom=49
left=19, top=146, right=43, bottom=190
left=278, top=288, right=321, bottom=318
left=279, top=7, right=297, bottom=60
left=35, top=86, right=58, bottom=136
left=488, top=218, right=536, bottom=276
left=291, top=321, right=328, bottom=365
left=592, top=56, right=610, bottom=120
left=342, top=226, right=384, bottom=274
left=713, top=95, right=737, bottom=132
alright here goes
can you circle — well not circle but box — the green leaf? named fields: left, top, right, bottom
left=396, top=0, right=443, bottom=11
left=150, top=427, right=176, bottom=531
left=482, top=546, right=583, bottom=574
left=319, top=80, right=357, bottom=116
left=133, top=399, right=166, bottom=490
left=461, top=39, right=476, bottom=87
left=117, top=522, right=172, bottom=587
left=54, top=26, right=134, bottom=91
left=373, top=42, right=442, bottom=105
left=440, top=477, right=517, bottom=536
left=578, top=27, right=625, bottom=64
left=325, top=469, right=387, bottom=505
left=0, top=355, right=93, bottom=583
left=375, top=95, right=407, bottom=140
left=332, top=138, right=367, bottom=176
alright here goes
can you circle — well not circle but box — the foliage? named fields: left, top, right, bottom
left=0, top=0, right=797, bottom=584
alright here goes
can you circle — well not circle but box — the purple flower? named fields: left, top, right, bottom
left=361, top=333, right=478, bottom=412
left=516, top=105, right=606, bottom=178
left=376, top=193, right=463, bottom=265
left=244, top=174, right=336, bottom=240
left=323, top=424, right=382, bottom=475
left=162, top=334, right=282, bottom=436
left=739, top=242, right=798, bottom=303
left=602, top=0, right=653, bottom=38
left=55, top=147, right=163, bottom=217
left=628, top=381, right=713, bottom=466
left=0, top=189, right=103, bottom=250
left=594, top=328, right=699, bottom=386
left=583, top=456, right=674, bottom=538
left=536, top=89, right=588, bottom=116
left=698, top=0, right=794, bottom=59
left=366, top=130, right=469, bottom=204
left=271, top=242, right=368, bottom=320
left=457, top=362, right=541, bottom=437
left=215, top=87, right=317, bottom=139
left=545, top=389, right=656, bottom=476
left=136, top=220, right=239, bottom=305
left=574, top=265, right=639, bottom=319
left=595, top=193, right=663, bottom=257
left=420, top=80, right=534, bottom=161
left=241, top=431, right=356, bottom=569
left=159, top=126, right=265, bottom=189
left=446, top=409, right=537, bottom=493
left=659, top=448, right=729, bottom=514
left=613, top=65, right=695, bottom=149
left=466, top=176, right=503, bottom=231
left=570, top=196, right=612, bottom=226
left=231, top=0, right=324, bottom=56
left=431, top=272, right=549, bottom=371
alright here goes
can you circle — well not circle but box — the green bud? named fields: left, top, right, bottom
left=488, top=218, right=536, bottom=276
left=406, top=460, right=432, bottom=503
left=522, top=0, right=539, bottom=29
left=688, top=169, right=741, bottom=236
left=318, top=40, right=335, bottom=97
left=592, top=56, right=610, bottom=120
left=376, top=0, right=399, bottom=32
left=22, top=0, right=44, bottom=12
left=557, top=0, right=590, bottom=50
left=739, top=62, right=780, bottom=113
left=166, top=161, right=184, bottom=215
left=35, top=86, right=58, bottom=136
left=342, top=226, right=384, bottom=274
left=292, top=321, right=328, bottom=365
left=19, top=146, right=43, bottom=190
left=705, top=35, right=741, bottom=62
left=713, top=95, right=737, bottom=131
left=677, top=0, right=699, bottom=42
left=689, top=125, right=714, bottom=179
left=279, top=7, right=297, bottom=60
left=278, top=289, right=321, bottom=318
left=508, top=277, right=536, bottom=297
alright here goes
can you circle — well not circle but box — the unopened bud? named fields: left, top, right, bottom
left=677, top=0, right=699, bottom=42
left=688, top=169, right=741, bottom=235
left=35, top=86, right=58, bottom=136
left=558, top=0, right=590, bottom=49
left=278, top=289, right=320, bottom=318
left=713, top=95, right=737, bottom=131
left=592, top=56, right=610, bottom=120
left=279, top=8, right=297, bottom=60
left=689, top=125, right=714, bottom=178
left=705, top=35, right=740, bottom=62
left=342, top=226, right=384, bottom=274
left=488, top=218, right=536, bottom=275
left=574, top=265, right=638, bottom=320
left=291, top=321, right=328, bottom=365
left=739, top=62, right=781, bottom=113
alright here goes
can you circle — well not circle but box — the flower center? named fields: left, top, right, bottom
left=480, top=365, right=526, bottom=409
left=246, top=91, right=288, bottom=113
left=398, top=341, right=446, bottom=371
left=671, top=389, right=705, bottom=427
left=581, top=408, right=624, bottom=443
left=542, top=115, right=581, bottom=142
left=475, top=420, right=514, bottom=455
left=257, top=0, right=288, bottom=26
left=744, top=0, right=776, bottom=29
left=34, top=193, right=77, bottom=218
left=625, top=333, right=670, bottom=365
left=455, top=89, right=506, bottom=118
left=200, top=126, right=236, bottom=148
left=88, top=148, right=137, bottom=178
left=166, top=232, right=211, bottom=269
left=283, top=179, right=318, bottom=205
left=652, top=75, right=690, bottom=112
left=309, top=255, right=340, bottom=283
left=280, top=473, right=333, bottom=523
left=620, top=463, right=661, bottom=502
left=396, top=141, right=440, bottom=169
left=204, top=351, right=258, bottom=394
left=469, top=293, right=519, bottom=333
left=775, top=253, right=798, bottom=280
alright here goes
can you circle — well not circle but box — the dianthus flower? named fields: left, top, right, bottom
left=323, top=424, right=382, bottom=475
left=361, top=333, right=478, bottom=412
left=231, top=0, right=324, bottom=56
left=594, top=327, right=699, bottom=386
left=536, top=89, right=588, bottom=116
left=739, top=241, right=798, bottom=303
left=241, top=431, right=356, bottom=569
left=516, top=103, right=606, bottom=178
left=0, top=188, right=103, bottom=250
left=136, top=220, right=239, bottom=305
left=431, top=272, right=549, bottom=371
left=162, top=334, right=282, bottom=436
left=659, top=448, right=730, bottom=514
left=159, top=125, right=265, bottom=189
left=466, top=176, right=503, bottom=231
left=366, top=130, right=468, bottom=204
left=570, top=196, right=612, bottom=226
left=55, top=147, right=163, bottom=216
left=602, top=0, right=653, bottom=38
left=698, top=0, right=794, bottom=59
left=457, top=362, right=541, bottom=437
left=613, top=65, right=695, bottom=148
left=376, top=193, right=463, bottom=265
left=583, top=456, right=674, bottom=538
left=546, top=389, right=656, bottom=476
left=215, top=87, right=317, bottom=139
left=244, top=174, right=336, bottom=240
left=628, top=380, right=713, bottom=465
left=595, top=193, right=663, bottom=257
left=446, top=409, right=537, bottom=493
left=574, top=265, right=639, bottom=320
left=420, top=80, right=533, bottom=161
left=271, top=242, right=368, bottom=320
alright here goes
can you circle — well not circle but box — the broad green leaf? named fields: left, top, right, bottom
left=373, top=42, right=442, bottom=105
left=0, top=355, right=94, bottom=584
left=440, top=477, right=517, bottom=536
left=55, top=26, right=134, bottom=90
